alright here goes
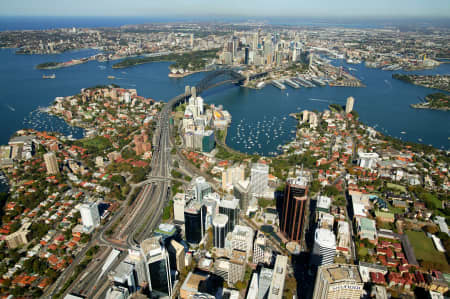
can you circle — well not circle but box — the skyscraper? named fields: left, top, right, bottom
left=268, top=255, right=288, bottom=299
left=229, top=225, right=254, bottom=258
left=345, top=96, right=355, bottom=114
left=250, top=163, right=269, bottom=197
left=244, top=47, right=249, bottom=65
left=212, top=214, right=228, bottom=248
left=184, top=202, right=206, bottom=244
left=194, top=177, right=212, bottom=202
left=312, top=228, right=336, bottom=266
left=80, top=202, right=100, bottom=231
left=280, top=178, right=309, bottom=243
left=167, top=239, right=185, bottom=272
left=44, top=152, right=59, bottom=174
left=190, top=33, right=194, bottom=48
left=140, top=237, right=173, bottom=297
left=312, top=264, right=363, bottom=299
left=218, top=197, right=240, bottom=233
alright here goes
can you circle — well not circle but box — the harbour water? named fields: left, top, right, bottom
left=0, top=48, right=448, bottom=157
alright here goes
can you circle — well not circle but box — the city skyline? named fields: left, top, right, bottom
left=1, top=0, right=450, bottom=18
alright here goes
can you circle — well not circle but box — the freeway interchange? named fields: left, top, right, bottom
left=51, top=92, right=185, bottom=298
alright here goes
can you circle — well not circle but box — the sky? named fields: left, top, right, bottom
left=0, top=0, right=449, bottom=18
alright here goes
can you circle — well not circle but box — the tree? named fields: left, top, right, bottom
left=423, top=225, right=439, bottom=235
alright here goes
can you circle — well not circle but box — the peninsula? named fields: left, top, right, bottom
left=411, top=93, right=450, bottom=111
left=393, top=73, right=450, bottom=92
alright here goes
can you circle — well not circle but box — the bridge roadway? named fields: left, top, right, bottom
left=54, top=70, right=262, bottom=298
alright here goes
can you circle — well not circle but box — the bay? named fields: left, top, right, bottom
left=0, top=48, right=448, bottom=158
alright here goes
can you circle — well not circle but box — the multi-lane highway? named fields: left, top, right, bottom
left=59, top=93, right=186, bottom=298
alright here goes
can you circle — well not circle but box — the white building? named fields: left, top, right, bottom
left=268, top=255, right=288, bottom=299
left=173, top=193, right=187, bottom=223
left=80, top=202, right=100, bottom=231
left=229, top=225, right=254, bottom=258
left=357, top=152, right=379, bottom=169
left=222, top=164, right=245, bottom=191
left=250, top=163, right=269, bottom=197
left=312, top=228, right=336, bottom=266
left=312, top=264, right=363, bottom=299
left=345, top=96, right=355, bottom=114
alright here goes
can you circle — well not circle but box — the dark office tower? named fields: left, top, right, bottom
left=213, top=214, right=228, bottom=248
left=140, top=237, right=172, bottom=297
left=218, top=197, right=240, bottom=233
left=280, top=178, right=309, bottom=243
left=184, top=202, right=206, bottom=244
left=244, top=47, right=249, bottom=65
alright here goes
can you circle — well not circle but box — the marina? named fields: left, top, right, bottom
left=284, top=78, right=301, bottom=89
left=271, top=79, right=286, bottom=90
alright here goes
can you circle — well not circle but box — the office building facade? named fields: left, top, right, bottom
left=280, top=179, right=309, bottom=243
left=184, top=203, right=206, bottom=244
left=212, top=214, right=228, bottom=248
left=140, top=237, right=173, bottom=297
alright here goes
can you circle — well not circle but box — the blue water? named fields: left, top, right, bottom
left=204, top=61, right=450, bottom=155
left=0, top=48, right=203, bottom=143
left=1, top=16, right=449, bottom=31
left=0, top=47, right=448, bottom=157
left=0, top=16, right=178, bottom=31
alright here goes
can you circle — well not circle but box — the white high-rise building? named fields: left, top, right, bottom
left=312, top=264, right=363, bottom=299
left=229, top=225, right=254, bottom=258
left=222, top=164, right=245, bottom=191
left=44, top=152, right=59, bottom=174
left=173, top=193, right=187, bottom=223
left=80, top=202, right=100, bottom=230
left=268, top=255, right=288, bottom=299
left=312, top=228, right=336, bottom=266
left=250, top=163, right=269, bottom=197
left=345, top=96, right=355, bottom=114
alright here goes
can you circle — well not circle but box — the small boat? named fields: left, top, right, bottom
left=107, top=75, right=116, bottom=79
left=400, top=131, right=406, bottom=134
left=43, top=74, right=56, bottom=79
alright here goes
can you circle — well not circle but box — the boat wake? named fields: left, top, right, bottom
left=5, top=104, right=15, bottom=112
left=308, top=98, right=328, bottom=103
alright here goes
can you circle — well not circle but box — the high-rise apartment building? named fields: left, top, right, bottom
left=80, top=202, right=100, bottom=231
left=250, top=163, right=269, bottom=197
left=345, top=96, right=355, bottom=114
left=44, top=152, right=59, bottom=174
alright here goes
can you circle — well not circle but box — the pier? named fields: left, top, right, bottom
left=271, top=80, right=286, bottom=90
left=284, top=78, right=300, bottom=89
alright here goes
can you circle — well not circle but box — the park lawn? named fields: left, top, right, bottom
left=387, top=183, right=407, bottom=193
left=405, top=230, right=448, bottom=266
left=80, top=136, right=112, bottom=152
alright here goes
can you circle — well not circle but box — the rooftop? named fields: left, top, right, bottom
left=315, top=228, right=336, bottom=248
left=322, top=264, right=363, bottom=284
left=213, top=214, right=228, bottom=227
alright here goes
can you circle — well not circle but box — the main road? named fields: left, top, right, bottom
left=62, top=93, right=187, bottom=298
